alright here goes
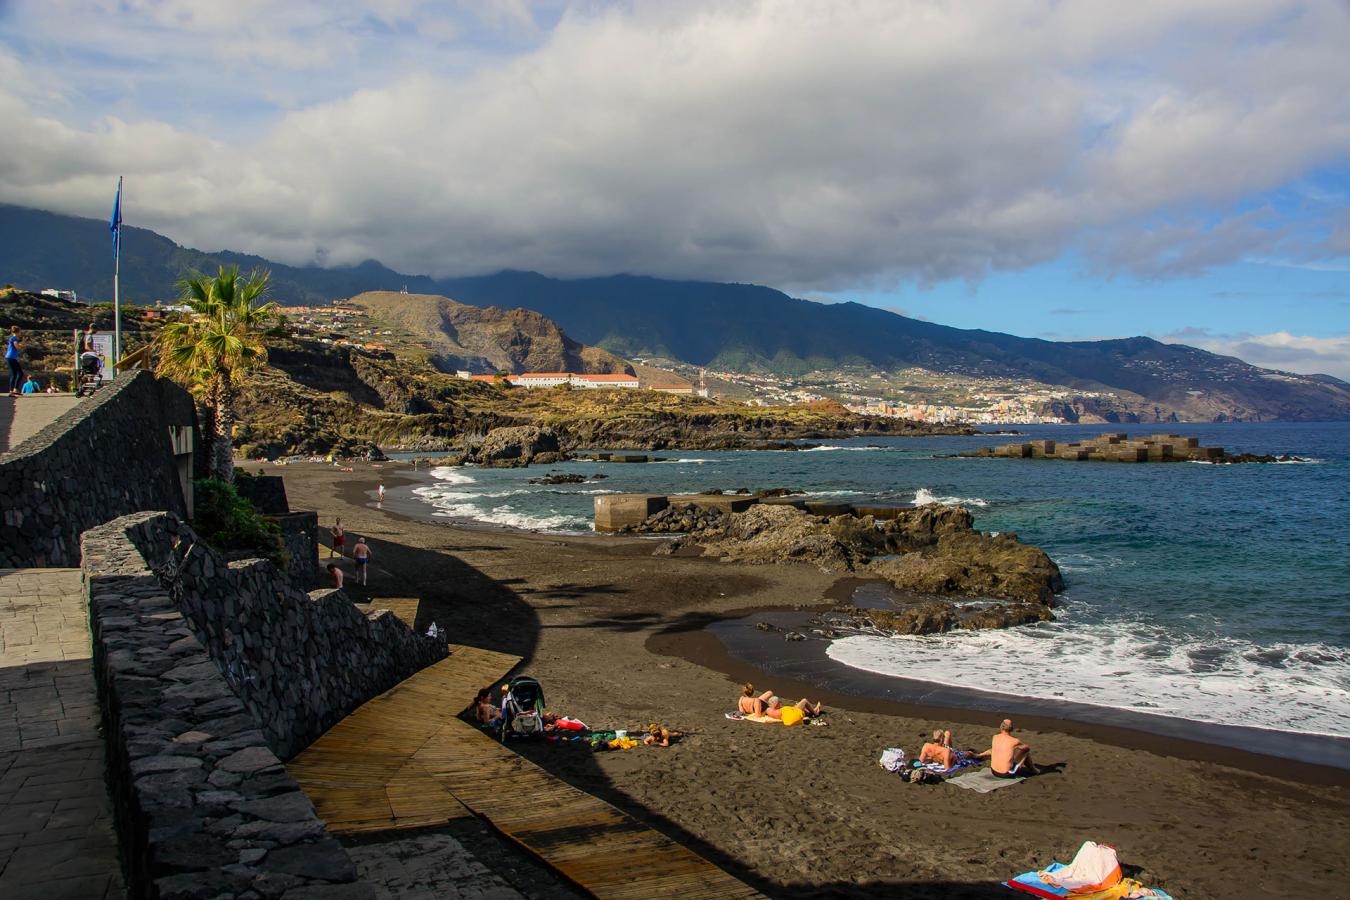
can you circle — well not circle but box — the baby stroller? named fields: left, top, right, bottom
left=76, top=351, right=103, bottom=397
left=500, top=675, right=546, bottom=742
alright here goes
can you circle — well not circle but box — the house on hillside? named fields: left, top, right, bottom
left=511, top=373, right=574, bottom=388
left=570, top=374, right=640, bottom=390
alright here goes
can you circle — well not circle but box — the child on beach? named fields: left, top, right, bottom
left=474, top=688, right=500, bottom=727
left=325, top=563, right=344, bottom=589
left=643, top=724, right=685, bottom=747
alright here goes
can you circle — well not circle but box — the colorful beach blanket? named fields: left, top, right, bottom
left=725, top=711, right=783, bottom=725
left=917, top=756, right=981, bottom=776
left=948, top=767, right=1024, bottom=793
left=1006, top=863, right=1174, bottom=899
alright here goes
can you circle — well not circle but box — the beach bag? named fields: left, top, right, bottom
left=1041, top=841, right=1122, bottom=894
left=879, top=748, right=906, bottom=772
left=781, top=706, right=805, bottom=727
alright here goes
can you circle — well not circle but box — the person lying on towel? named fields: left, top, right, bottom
left=977, top=718, right=1038, bottom=777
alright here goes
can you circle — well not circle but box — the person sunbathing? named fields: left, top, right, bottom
left=977, top=718, right=1037, bottom=777
left=763, top=695, right=823, bottom=720
left=643, top=724, right=685, bottom=747
left=919, top=729, right=958, bottom=770
left=738, top=683, right=773, bottom=716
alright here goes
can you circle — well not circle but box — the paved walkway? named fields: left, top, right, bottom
left=0, top=568, right=123, bottom=900
left=0, top=395, right=80, bottom=453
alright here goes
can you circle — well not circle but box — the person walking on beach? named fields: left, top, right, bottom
left=330, top=518, right=345, bottom=558
left=377, top=483, right=386, bottom=506
left=352, top=537, right=371, bottom=585
left=978, top=718, right=1037, bottom=777
left=6, top=326, right=24, bottom=396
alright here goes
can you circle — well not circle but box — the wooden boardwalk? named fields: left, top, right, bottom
left=290, top=644, right=761, bottom=899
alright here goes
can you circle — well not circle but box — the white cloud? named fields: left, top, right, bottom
left=0, top=0, right=1347, bottom=289
left=1160, top=328, right=1350, bottom=380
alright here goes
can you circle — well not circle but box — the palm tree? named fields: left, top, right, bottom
left=156, top=265, right=277, bottom=482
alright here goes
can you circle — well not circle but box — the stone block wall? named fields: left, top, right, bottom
left=0, top=371, right=196, bottom=568
left=82, top=518, right=371, bottom=900
left=234, top=475, right=291, bottom=515
left=273, top=512, right=320, bottom=592
left=116, top=511, right=447, bottom=760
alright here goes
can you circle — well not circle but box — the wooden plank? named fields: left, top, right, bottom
left=287, top=643, right=761, bottom=898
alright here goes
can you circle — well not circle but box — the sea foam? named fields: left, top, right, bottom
left=826, top=622, right=1350, bottom=738
left=912, top=487, right=989, bottom=507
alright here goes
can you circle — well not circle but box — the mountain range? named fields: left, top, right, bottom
left=2, top=203, right=1347, bottom=421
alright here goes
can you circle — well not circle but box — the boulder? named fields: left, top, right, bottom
left=469, top=426, right=561, bottom=468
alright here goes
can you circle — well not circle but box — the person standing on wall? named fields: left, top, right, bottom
left=6, top=326, right=24, bottom=396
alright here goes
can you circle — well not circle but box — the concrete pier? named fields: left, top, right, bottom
left=961, top=432, right=1228, bottom=463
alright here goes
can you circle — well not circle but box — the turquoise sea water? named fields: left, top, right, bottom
left=399, top=422, right=1350, bottom=738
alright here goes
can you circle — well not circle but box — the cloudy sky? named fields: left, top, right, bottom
left=1, top=0, right=1348, bottom=376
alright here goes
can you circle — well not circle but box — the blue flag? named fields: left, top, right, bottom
left=110, top=176, right=122, bottom=258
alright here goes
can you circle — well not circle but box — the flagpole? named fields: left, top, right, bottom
left=112, top=176, right=122, bottom=375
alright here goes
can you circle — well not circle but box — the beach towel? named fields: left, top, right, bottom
left=917, top=756, right=981, bottom=776
left=725, top=711, right=783, bottom=725
left=1044, top=842, right=1121, bottom=894
left=1006, top=863, right=1174, bottom=900
left=948, top=767, right=1023, bottom=793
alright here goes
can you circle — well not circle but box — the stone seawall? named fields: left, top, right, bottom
left=82, top=515, right=372, bottom=900
left=0, top=371, right=196, bottom=568
left=115, top=512, right=448, bottom=760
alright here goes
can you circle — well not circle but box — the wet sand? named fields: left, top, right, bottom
left=278, top=459, right=1350, bottom=899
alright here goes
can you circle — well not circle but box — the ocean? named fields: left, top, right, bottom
left=397, top=421, right=1350, bottom=743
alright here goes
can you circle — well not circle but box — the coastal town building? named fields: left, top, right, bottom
left=455, top=371, right=642, bottom=389
left=570, top=373, right=640, bottom=389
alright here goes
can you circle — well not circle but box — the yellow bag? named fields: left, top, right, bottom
left=781, top=706, right=805, bottom=727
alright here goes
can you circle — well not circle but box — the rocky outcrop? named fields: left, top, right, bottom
left=352, top=291, right=633, bottom=376
left=463, top=425, right=562, bottom=468
left=637, top=503, right=1062, bottom=634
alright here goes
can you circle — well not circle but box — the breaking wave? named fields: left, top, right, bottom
left=912, top=487, right=989, bottom=507
left=826, top=623, right=1350, bottom=738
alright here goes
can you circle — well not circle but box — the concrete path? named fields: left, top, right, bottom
left=0, top=395, right=81, bottom=453
left=0, top=568, right=124, bottom=900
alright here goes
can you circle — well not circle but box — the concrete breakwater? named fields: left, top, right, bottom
left=595, top=492, right=918, bottom=532
left=959, top=432, right=1232, bottom=462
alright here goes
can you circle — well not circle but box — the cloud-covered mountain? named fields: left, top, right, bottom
left=3, top=204, right=1347, bottom=421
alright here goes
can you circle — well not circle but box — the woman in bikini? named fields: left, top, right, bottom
left=738, top=683, right=774, bottom=716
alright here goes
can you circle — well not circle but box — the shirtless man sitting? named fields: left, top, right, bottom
left=977, top=718, right=1037, bottom=777
left=918, top=728, right=958, bottom=770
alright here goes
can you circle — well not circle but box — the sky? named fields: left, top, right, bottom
left=0, top=0, right=1347, bottom=377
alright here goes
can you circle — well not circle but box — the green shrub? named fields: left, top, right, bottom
left=191, top=478, right=289, bottom=568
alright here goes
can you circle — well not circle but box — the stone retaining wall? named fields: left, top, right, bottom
left=0, top=371, right=195, bottom=568
left=83, top=515, right=373, bottom=900
left=273, top=512, right=320, bottom=591
left=117, top=512, right=447, bottom=760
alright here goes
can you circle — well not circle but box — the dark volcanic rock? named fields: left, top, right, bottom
left=529, top=472, right=586, bottom=484
left=466, top=426, right=562, bottom=468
